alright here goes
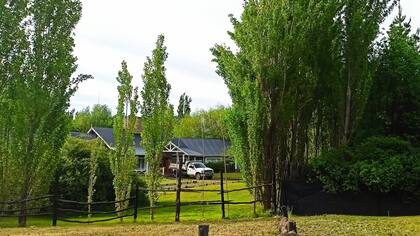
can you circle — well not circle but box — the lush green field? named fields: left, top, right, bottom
left=1, top=215, right=419, bottom=235
left=140, top=180, right=262, bottom=222
left=1, top=178, right=419, bottom=235
left=0, top=178, right=263, bottom=228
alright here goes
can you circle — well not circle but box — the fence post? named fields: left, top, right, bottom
left=133, top=182, right=139, bottom=222
left=175, top=162, right=182, bottom=222
left=220, top=172, right=225, bottom=219
left=51, top=195, right=57, bottom=227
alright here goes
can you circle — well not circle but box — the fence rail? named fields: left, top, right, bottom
left=0, top=195, right=52, bottom=205
left=56, top=197, right=134, bottom=205
left=0, top=173, right=271, bottom=226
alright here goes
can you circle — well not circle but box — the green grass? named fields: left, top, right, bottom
left=138, top=180, right=263, bottom=222
left=213, top=172, right=242, bottom=180
left=0, top=178, right=261, bottom=228
left=2, top=178, right=419, bottom=235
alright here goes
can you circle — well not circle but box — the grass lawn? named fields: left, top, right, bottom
left=0, top=178, right=263, bottom=227
left=1, top=178, right=419, bottom=235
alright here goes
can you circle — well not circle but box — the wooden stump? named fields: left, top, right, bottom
left=278, top=217, right=298, bottom=236
left=198, top=224, right=209, bottom=236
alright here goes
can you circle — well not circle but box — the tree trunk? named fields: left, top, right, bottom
left=19, top=130, right=35, bottom=227
left=262, top=125, right=274, bottom=210
left=343, top=67, right=352, bottom=146
left=18, top=175, right=30, bottom=227
left=18, top=201, right=27, bottom=227
left=150, top=207, right=154, bottom=220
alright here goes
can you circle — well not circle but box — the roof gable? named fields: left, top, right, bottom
left=171, top=138, right=230, bottom=157
left=88, top=127, right=145, bottom=156
left=87, top=127, right=230, bottom=157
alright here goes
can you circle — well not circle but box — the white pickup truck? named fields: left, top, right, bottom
left=170, top=161, right=214, bottom=179
left=185, top=161, right=214, bottom=180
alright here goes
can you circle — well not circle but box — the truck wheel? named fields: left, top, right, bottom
left=195, top=173, right=201, bottom=180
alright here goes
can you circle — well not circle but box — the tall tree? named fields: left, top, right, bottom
left=110, top=61, right=138, bottom=221
left=360, top=7, right=420, bottom=143
left=140, top=34, right=174, bottom=220
left=87, top=139, right=106, bottom=219
left=177, top=92, right=192, bottom=118
left=212, top=0, right=397, bottom=212
left=71, top=107, right=91, bottom=131
left=0, top=0, right=88, bottom=226
left=174, top=106, right=227, bottom=139
left=335, top=0, right=398, bottom=146
left=0, top=0, right=28, bottom=206
left=72, top=104, right=113, bottom=132
left=212, top=0, right=321, bottom=210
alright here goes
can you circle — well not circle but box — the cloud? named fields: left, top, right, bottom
left=71, top=0, right=420, bottom=114
left=71, top=0, right=244, bottom=113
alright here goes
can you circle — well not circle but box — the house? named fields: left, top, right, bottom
left=85, top=127, right=233, bottom=174
left=164, top=138, right=232, bottom=173
left=87, top=127, right=146, bottom=170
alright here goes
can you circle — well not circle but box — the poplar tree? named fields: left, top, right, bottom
left=177, top=92, right=192, bottom=118
left=212, top=0, right=397, bottom=212
left=212, top=0, right=320, bottom=210
left=87, top=139, right=106, bottom=219
left=360, top=7, right=420, bottom=142
left=140, top=35, right=174, bottom=220
left=335, top=0, right=398, bottom=146
left=0, top=0, right=88, bottom=226
left=110, top=61, right=138, bottom=220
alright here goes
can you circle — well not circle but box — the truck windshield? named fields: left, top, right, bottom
left=194, top=163, right=205, bottom=168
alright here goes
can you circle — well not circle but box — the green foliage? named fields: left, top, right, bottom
left=140, top=34, right=174, bottom=219
left=205, top=159, right=236, bottom=173
left=72, top=104, right=113, bottom=132
left=310, top=136, right=420, bottom=195
left=54, top=137, right=113, bottom=202
left=174, top=106, right=228, bottom=139
left=211, top=0, right=333, bottom=205
left=309, top=148, right=359, bottom=193
left=211, top=0, right=398, bottom=211
left=177, top=92, right=192, bottom=118
left=87, top=139, right=106, bottom=217
left=0, top=0, right=88, bottom=225
left=359, top=8, right=420, bottom=143
left=110, top=61, right=139, bottom=219
left=134, top=177, right=149, bottom=207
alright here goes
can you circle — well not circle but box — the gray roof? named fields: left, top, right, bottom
left=70, top=132, right=96, bottom=140
left=171, top=138, right=230, bottom=157
left=87, top=127, right=230, bottom=157
left=88, top=127, right=145, bottom=156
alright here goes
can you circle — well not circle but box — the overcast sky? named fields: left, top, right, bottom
left=70, top=0, right=420, bottom=114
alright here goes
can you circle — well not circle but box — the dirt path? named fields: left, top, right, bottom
left=0, top=218, right=277, bottom=236
left=2, top=215, right=420, bottom=235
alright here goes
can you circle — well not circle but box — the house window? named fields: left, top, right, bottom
left=138, top=157, right=145, bottom=170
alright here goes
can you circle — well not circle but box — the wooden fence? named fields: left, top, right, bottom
left=139, top=172, right=272, bottom=221
left=0, top=173, right=271, bottom=226
left=0, top=190, right=138, bottom=226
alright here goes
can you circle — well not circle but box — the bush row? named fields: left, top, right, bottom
left=310, top=136, right=420, bottom=195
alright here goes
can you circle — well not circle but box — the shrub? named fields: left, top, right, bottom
left=205, top=159, right=236, bottom=173
left=310, top=148, right=359, bottom=193
left=135, top=177, right=149, bottom=207
left=310, top=136, right=420, bottom=195
left=52, top=137, right=114, bottom=202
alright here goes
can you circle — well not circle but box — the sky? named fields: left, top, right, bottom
left=70, top=0, right=420, bottom=114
